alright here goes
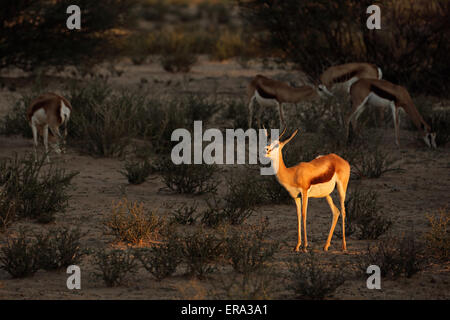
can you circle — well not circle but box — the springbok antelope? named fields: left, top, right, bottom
left=318, top=62, right=382, bottom=96
left=247, top=75, right=327, bottom=128
left=27, top=92, right=72, bottom=161
left=264, top=127, right=350, bottom=252
left=347, top=78, right=436, bottom=148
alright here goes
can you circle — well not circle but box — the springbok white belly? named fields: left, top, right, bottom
left=31, top=108, right=47, bottom=126
left=308, top=173, right=337, bottom=198
left=345, top=77, right=359, bottom=93
left=367, top=92, right=392, bottom=108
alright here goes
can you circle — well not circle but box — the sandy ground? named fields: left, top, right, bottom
left=0, top=58, right=449, bottom=300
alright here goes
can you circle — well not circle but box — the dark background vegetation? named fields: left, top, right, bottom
left=239, top=0, right=450, bottom=96
left=2, top=0, right=448, bottom=96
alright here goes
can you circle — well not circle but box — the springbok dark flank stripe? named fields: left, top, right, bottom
left=310, top=165, right=335, bottom=185
left=256, top=86, right=277, bottom=100
left=370, top=84, right=397, bottom=102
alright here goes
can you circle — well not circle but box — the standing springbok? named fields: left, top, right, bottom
left=347, top=78, right=436, bottom=148
left=264, top=127, right=350, bottom=252
left=318, top=62, right=382, bottom=96
left=247, top=75, right=328, bottom=128
left=27, top=92, right=72, bottom=161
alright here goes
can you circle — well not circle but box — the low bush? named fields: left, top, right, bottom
left=287, top=252, right=346, bottom=300
left=120, top=159, right=154, bottom=185
left=0, top=228, right=41, bottom=278
left=200, top=171, right=262, bottom=228
left=0, top=93, right=33, bottom=138
left=431, top=108, right=450, bottom=147
left=352, top=144, right=401, bottom=179
left=93, top=248, right=138, bottom=287
left=136, top=232, right=183, bottom=281
left=183, top=228, right=223, bottom=279
left=170, top=203, right=198, bottom=226
left=260, top=174, right=291, bottom=205
left=103, top=199, right=164, bottom=245
left=158, top=31, right=197, bottom=73
left=361, top=235, right=425, bottom=279
left=424, top=208, right=449, bottom=261
left=68, top=80, right=146, bottom=157
left=35, top=227, right=86, bottom=270
left=225, top=218, right=278, bottom=275
left=0, top=153, right=78, bottom=223
left=337, top=189, right=393, bottom=240
left=213, top=267, right=278, bottom=300
left=158, top=160, right=219, bottom=195
left=0, top=192, right=15, bottom=232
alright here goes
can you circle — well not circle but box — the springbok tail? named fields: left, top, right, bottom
left=377, top=67, right=383, bottom=80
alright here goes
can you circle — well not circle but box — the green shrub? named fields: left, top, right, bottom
left=0, top=153, right=78, bottom=223
left=0, top=229, right=40, bottom=278
left=93, top=248, right=138, bottom=287
left=288, top=252, right=346, bottom=300
left=103, top=199, right=164, bottom=245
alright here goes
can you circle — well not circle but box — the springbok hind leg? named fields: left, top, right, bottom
left=31, top=124, right=38, bottom=161
left=294, top=197, right=302, bottom=252
left=337, top=181, right=347, bottom=251
left=43, top=124, right=50, bottom=163
left=276, top=102, right=285, bottom=128
left=324, top=195, right=340, bottom=251
left=247, top=96, right=255, bottom=129
left=301, top=191, right=309, bottom=252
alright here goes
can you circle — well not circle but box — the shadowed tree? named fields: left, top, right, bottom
left=239, top=0, right=449, bottom=95
left=0, top=0, right=137, bottom=72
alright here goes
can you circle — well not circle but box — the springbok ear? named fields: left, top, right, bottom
left=281, top=129, right=299, bottom=147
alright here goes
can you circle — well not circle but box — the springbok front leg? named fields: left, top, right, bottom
left=276, top=101, right=285, bottom=128
left=31, top=123, right=39, bottom=161
left=324, top=195, right=340, bottom=251
left=337, top=181, right=347, bottom=251
left=390, top=101, right=400, bottom=146
left=294, top=197, right=302, bottom=252
left=247, top=96, right=256, bottom=129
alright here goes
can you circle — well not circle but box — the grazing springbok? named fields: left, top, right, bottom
left=347, top=78, right=436, bottom=148
left=27, top=92, right=72, bottom=161
left=247, top=75, right=328, bottom=128
left=318, top=62, right=382, bottom=96
left=264, top=127, right=350, bottom=252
